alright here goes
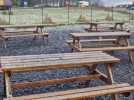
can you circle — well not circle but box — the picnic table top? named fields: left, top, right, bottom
left=88, top=21, right=126, bottom=24
left=1, top=51, right=119, bottom=72
left=70, top=32, right=131, bottom=38
left=0, top=24, right=63, bottom=28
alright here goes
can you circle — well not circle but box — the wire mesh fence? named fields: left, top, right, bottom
left=0, top=0, right=133, bottom=25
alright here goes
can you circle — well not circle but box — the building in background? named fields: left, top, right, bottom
left=19, top=0, right=28, bottom=7
left=0, top=0, right=12, bottom=9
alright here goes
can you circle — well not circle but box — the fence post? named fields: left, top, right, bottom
left=8, top=7, right=11, bottom=24
left=67, top=0, right=70, bottom=25
left=111, top=6, right=114, bottom=21
left=41, top=7, right=44, bottom=24
left=129, top=8, right=131, bottom=23
left=90, top=4, right=93, bottom=23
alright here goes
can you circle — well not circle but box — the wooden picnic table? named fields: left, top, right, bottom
left=0, top=24, right=61, bottom=29
left=70, top=32, right=131, bottom=49
left=0, top=24, right=49, bottom=34
left=68, top=32, right=134, bottom=62
left=1, top=51, right=120, bottom=99
left=0, top=24, right=50, bottom=48
left=88, top=21, right=125, bottom=31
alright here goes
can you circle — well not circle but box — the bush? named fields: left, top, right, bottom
left=105, top=14, right=113, bottom=21
left=76, top=15, right=90, bottom=23
left=43, top=15, right=56, bottom=24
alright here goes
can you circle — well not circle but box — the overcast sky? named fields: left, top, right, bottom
left=102, top=0, right=133, bottom=6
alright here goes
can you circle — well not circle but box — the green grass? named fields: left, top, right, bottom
left=0, top=7, right=130, bottom=25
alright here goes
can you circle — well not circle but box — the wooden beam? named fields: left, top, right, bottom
left=12, top=74, right=101, bottom=90
left=95, top=69, right=109, bottom=83
left=4, top=72, right=12, bottom=98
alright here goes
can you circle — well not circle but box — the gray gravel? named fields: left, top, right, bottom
left=0, top=25, right=134, bottom=100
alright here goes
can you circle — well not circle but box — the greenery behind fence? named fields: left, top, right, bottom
left=0, top=0, right=133, bottom=25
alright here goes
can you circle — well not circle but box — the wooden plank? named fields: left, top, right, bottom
left=79, top=46, right=134, bottom=52
left=89, top=21, right=125, bottom=24
left=0, top=24, right=63, bottom=29
left=1, top=51, right=104, bottom=60
left=70, top=32, right=131, bottom=38
left=41, top=86, right=134, bottom=100
left=1, top=52, right=117, bottom=64
left=95, top=69, right=108, bottom=83
left=1, top=53, right=115, bottom=64
left=12, top=74, right=101, bottom=90
left=4, top=83, right=130, bottom=100
left=2, top=32, right=48, bottom=37
left=4, top=72, right=12, bottom=98
left=0, top=51, right=108, bottom=60
left=106, top=64, right=114, bottom=84
left=67, top=39, right=117, bottom=43
left=2, top=57, right=119, bottom=72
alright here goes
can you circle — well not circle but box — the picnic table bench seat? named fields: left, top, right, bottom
left=0, top=30, right=48, bottom=48
left=1, top=30, right=48, bottom=38
left=67, top=39, right=117, bottom=43
left=4, top=83, right=134, bottom=100
left=0, top=24, right=49, bottom=48
left=68, top=42, right=134, bottom=62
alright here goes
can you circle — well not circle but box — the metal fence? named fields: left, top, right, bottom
left=0, top=3, right=133, bottom=25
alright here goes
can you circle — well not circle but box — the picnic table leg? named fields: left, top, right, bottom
left=95, top=24, right=98, bottom=32
left=41, top=27, right=48, bottom=44
left=114, top=24, right=117, bottom=31
left=71, top=37, right=76, bottom=52
left=80, top=64, right=97, bottom=87
left=3, top=71, right=6, bottom=98
left=33, top=27, right=39, bottom=41
left=4, top=71, right=12, bottom=99
left=89, top=24, right=93, bottom=31
left=0, top=37, right=7, bottom=48
left=120, top=24, right=123, bottom=31
left=106, top=64, right=118, bottom=100
left=3, top=39, right=7, bottom=48
left=124, top=37, right=133, bottom=62
left=71, top=37, right=79, bottom=52
left=116, top=37, right=129, bottom=46
left=77, top=38, right=82, bottom=50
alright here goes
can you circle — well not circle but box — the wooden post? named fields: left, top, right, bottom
left=3, top=71, right=6, bottom=98
left=106, top=64, right=118, bottom=100
left=90, top=4, right=93, bottom=23
left=41, top=7, right=44, bottom=24
left=41, top=0, right=44, bottom=24
left=129, top=8, right=131, bottom=23
left=111, top=6, right=114, bottom=21
left=4, top=71, right=12, bottom=98
left=128, top=50, right=133, bottom=63
left=8, top=8, right=11, bottom=24
left=67, top=0, right=70, bottom=24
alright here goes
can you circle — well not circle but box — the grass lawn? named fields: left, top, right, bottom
left=0, top=7, right=130, bottom=25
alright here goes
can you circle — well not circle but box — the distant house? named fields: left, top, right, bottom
left=19, top=0, right=28, bottom=7
left=0, top=0, right=12, bottom=9
left=78, top=1, right=89, bottom=7
left=31, top=0, right=102, bottom=7
left=33, top=0, right=80, bottom=7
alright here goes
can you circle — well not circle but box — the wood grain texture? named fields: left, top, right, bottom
left=5, top=83, right=134, bottom=100
left=70, top=32, right=131, bottom=38
left=1, top=52, right=119, bottom=72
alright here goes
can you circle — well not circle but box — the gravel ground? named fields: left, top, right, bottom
left=0, top=25, right=134, bottom=100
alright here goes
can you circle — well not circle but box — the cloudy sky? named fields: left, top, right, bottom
left=102, top=0, right=133, bottom=6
